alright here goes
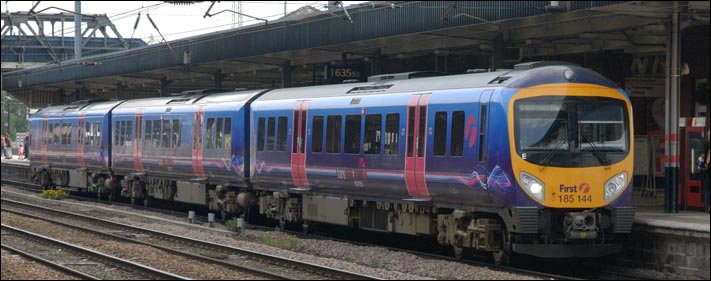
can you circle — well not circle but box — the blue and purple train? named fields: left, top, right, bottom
left=29, top=61, right=635, bottom=263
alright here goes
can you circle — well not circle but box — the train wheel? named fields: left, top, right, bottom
left=278, top=219, right=286, bottom=231
left=97, top=192, right=101, bottom=201
left=453, top=246, right=463, bottom=260
left=130, top=197, right=136, bottom=205
left=493, top=225, right=511, bottom=265
left=143, top=197, right=151, bottom=207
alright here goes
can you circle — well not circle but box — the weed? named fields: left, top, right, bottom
left=40, top=189, right=69, bottom=200
left=259, top=234, right=299, bottom=250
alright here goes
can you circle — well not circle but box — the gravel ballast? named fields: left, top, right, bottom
left=2, top=186, right=539, bottom=280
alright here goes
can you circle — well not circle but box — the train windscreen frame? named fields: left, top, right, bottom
left=514, top=96, right=630, bottom=168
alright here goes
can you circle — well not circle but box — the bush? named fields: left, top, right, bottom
left=40, top=189, right=69, bottom=200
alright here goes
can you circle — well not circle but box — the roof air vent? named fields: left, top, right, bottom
left=367, top=71, right=447, bottom=82
left=513, top=61, right=579, bottom=70
left=467, top=69, right=489, bottom=73
left=347, top=84, right=394, bottom=94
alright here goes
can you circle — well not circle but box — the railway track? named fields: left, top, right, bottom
left=0, top=198, right=381, bottom=280
left=1, top=244, right=100, bottom=280
left=1, top=224, right=190, bottom=280
left=1, top=168, right=658, bottom=280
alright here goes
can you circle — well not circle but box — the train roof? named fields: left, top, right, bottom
left=256, top=61, right=620, bottom=101
left=114, top=89, right=266, bottom=109
left=33, top=100, right=124, bottom=115
left=257, top=70, right=511, bottom=101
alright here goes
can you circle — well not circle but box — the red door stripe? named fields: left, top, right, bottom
left=405, top=96, right=419, bottom=197
left=415, top=94, right=430, bottom=197
left=291, top=101, right=310, bottom=188
left=192, top=106, right=206, bottom=178
left=134, top=108, right=144, bottom=172
left=77, top=113, right=86, bottom=168
left=42, top=114, right=49, bottom=166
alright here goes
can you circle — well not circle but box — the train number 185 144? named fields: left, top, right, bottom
left=558, top=195, right=592, bottom=203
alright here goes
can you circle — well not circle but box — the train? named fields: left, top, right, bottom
left=28, top=61, right=635, bottom=264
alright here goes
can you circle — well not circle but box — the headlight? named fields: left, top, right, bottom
left=604, top=172, right=627, bottom=202
left=520, top=172, right=544, bottom=201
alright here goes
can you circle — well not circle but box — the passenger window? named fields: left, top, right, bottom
left=126, top=121, right=133, bottom=146
left=115, top=121, right=121, bottom=146
left=95, top=122, right=101, bottom=145
left=326, top=115, right=342, bottom=153
left=66, top=123, right=72, bottom=145
left=172, top=120, right=181, bottom=148
left=451, top=111, right=465, bottom=157
left=153, top=120, right=161, bottom=148
left=215, top=118, right=224, bottom=149
left=345, top=115, right=361, bottom=154
left=121, top=121, right=127, bottom=146
left=257, top=117, right=265, bottom=151
left=62, top=123, right=71, bottom=145
left=434, top=111, right=447, bottom=156
left=78, top=120, right=84, bottom=146
left=277, top=116, right=288, bottom=152
left=223, top=118, right=231, bottom=150
left=145, top=120, right=152, bottom=147
left=267, top=117, right=276, bottom=152
left=385, top=113, right=399, bottom=155
left=54, top=123, right=61, bottom=145
left=206, top=118, right=215, bottom=149
left=162, top=120, right=171, bottom=148
left=364, top=114, right=381, bottom=154
left=311, top=116, right=324, bottom=153
left=85, top=122, right=91, bottom=145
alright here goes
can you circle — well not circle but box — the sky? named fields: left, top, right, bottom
left=3, top=1, right=365, bottom=43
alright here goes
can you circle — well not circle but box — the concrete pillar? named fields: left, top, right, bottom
left=74, top=1, right=82, bottom=59
left=490, top=33, right=504, bottom=71
left=214, top=69, right=224, bottom=89
left=281, top=60, right=292, bottom=88
left=160, top=76, right=170, bottom=97
left=370, top=48, right=383, bottom=76
left=664, top=1, right=680, bottom=213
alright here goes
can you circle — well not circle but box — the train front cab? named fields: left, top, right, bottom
left=504, top=78, right=636, bottom=259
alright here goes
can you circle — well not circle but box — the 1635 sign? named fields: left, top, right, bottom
left=325, top=65, right=363, bottom=83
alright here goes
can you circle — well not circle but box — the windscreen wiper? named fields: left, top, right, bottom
left=540, top=139, right=566, bottom=167
left=581, top=134, right=610, bottom=166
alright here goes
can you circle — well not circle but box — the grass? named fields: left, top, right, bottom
left=259, top=233, right=299, bottom=250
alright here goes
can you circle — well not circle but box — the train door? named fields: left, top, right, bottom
left=41, top=115, right=49, bottom=165
left=134, top=109, right=144, bottom=173
left=405, top=94, right=431, bottom=199
left=291, top=100, right=309, bottom=188
left=77, top=113, right=86, bottom=168
left=192, top=106, right=206, bottom=179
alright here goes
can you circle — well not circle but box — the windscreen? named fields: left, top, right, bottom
left=514, top=96, right=629, bottom=167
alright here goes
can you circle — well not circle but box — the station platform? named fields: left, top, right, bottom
left=0, top=155, right=30, bottom=166
left=614, top=188, right=710, bottom=279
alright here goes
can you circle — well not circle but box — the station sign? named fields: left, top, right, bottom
left=324, top=65, right=363, bottom=84
left=624, top=77, right=665, bottom=97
